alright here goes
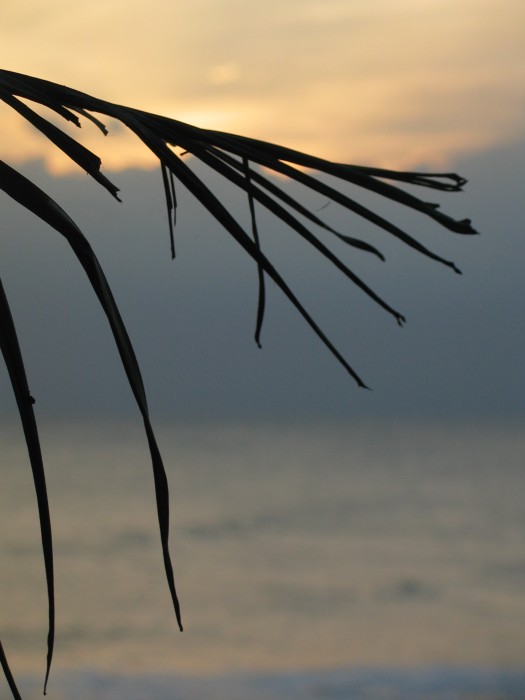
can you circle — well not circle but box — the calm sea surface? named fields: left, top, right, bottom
left=1, top=419, right=524, bottom=699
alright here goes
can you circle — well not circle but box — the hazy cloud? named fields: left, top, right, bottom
left=2, top=1, right=524, bottom=171
left=1, top=140, right=524, bottom=421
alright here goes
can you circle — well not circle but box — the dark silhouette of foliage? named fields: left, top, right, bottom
left=0, top=69, right=476, bottom=698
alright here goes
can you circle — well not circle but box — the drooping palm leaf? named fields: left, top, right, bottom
left=0, top=69, right=476, bottom=699
left=0, top=159, right=183, bottom=634
left=0, top=641, right=22, bottom=700
left=0, top=275, right=55, bottom=695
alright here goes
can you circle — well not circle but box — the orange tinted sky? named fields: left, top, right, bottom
left=2, top=0, right=524, bottom=173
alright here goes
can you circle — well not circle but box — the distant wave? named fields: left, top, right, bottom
left=18, top=667, right=525, bottom=700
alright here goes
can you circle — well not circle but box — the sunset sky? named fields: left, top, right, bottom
left=2, top=0, right=525, bottom=172
left=1, top=1, right=524, bottom=420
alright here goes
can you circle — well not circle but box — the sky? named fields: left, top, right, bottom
left=1, top=1, right=524, bottom=422
left=2, top=0, right=525, bottom=171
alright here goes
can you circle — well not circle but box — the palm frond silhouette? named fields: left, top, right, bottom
left=0, top=69, right=476, bottom=698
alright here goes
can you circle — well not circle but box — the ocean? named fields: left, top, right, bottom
left=1, top=419, right=524, bottom=699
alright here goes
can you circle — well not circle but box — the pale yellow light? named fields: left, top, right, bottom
left=1, top=0, right=524, bottom=174
left=208, top=63, right=242, bottom=87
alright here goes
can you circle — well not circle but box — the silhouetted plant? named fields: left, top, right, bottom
left=0, top=69, right=477, bottom=699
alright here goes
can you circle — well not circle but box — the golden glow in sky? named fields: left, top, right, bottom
left=2, top=0, right=525, bottom=173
